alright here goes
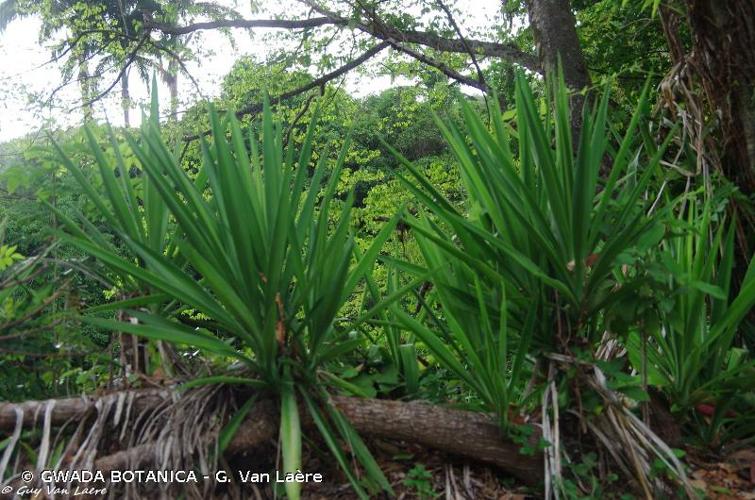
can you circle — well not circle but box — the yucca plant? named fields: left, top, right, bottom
left=629, top=195, right=755, bottom=445
left=386, top=72, right=672, bottom=408
left=55, top=93, right=397, bottom=499
left=384, top=72, right=694, bottom=496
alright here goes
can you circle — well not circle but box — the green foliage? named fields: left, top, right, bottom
left=353, top=86, right=449, bottom=163
left=0, top=125, right=128, bottom=399
left=577, top=0, right=671, bottom=103
left=51, top=80, right=179, bottom=304
left=403, top=464, right=437, bottom=499
left=2, top=4, right=754, bottom=493
left=2, top=0, right=242, bottom=114
left=0, top=243, right=22, bottom=271
left=627, top=196, right=755, bottom=444
left=387, top=72, right=674, bottom=427
left=0, top=222, right=67, bottom=400
left=561, top=452, right=619, bottom=499
left=57, top=92, right=396, bottom=498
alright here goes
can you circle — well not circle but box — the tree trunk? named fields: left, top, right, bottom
left=77, top=54, right=93, bottom=122
left=332, top=396, right=542, bottom=483
left=659, top=0, right=755, bottom=302
left=683, top=0, right=755, bottom=195
left=526, top=0, right=591, bottom=126
left=166, top=59, right=179, bottom=120
left=121, top=67, right=130, bottom=127
left=0, top=390, right=544, bottom=485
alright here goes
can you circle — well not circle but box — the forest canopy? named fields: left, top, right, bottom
left=0, top=0, right=754, bottom=498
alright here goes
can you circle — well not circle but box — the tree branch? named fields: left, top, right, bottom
left=150, top=12, right=539, bottom=72
left=305, top=0, right=539, bottom=72
left=148, top=17, right=333, bottom=35
left=438, top=1, right=486, bottom=78
left=349, top=0, right=488, bottom=91
left=385, top=39, right=488, bottom=91
left=52, top=27, right=208, bottom=105
left=243, top=40, right=388, bottom=114
left=283, top=93, right=316, bottom=147
left=79, top=34, right=150, bottom=110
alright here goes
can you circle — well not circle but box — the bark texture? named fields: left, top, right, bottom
left=684, top=0, right=755, bottom=194
left=526, top=0, right=591, bottom=94
left=0, top=391, right=543, bottom=485
left=525, top=0, right=591, bottom=135
left=332, top=396, right=542, bottom=484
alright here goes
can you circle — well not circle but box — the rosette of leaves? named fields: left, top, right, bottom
left=382, top=72, right=698, bottom=494
left=384, top=72, right=675, bottom=419
left=55, top=92, right=397, bottom=499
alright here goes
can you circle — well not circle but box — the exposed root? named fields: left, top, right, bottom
left=93, top=398, right=279, bottom=472
left=0, top=406, right=23, bottom=481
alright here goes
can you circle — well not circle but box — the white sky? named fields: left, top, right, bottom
left=0, top=1, right=503, bottom=143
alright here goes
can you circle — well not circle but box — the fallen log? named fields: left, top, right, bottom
left=332, top=396, right=542, bottom=484
left=0, top=390, right=543, bottom=485
left=0, top=389, right=169, bottom=429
